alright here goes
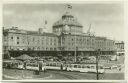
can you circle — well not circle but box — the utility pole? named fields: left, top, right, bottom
left=74, top=46, right=77, bottom=62
left=96, top=49, right=100, bottom=80
left=60, top=32, right=64, bottom=60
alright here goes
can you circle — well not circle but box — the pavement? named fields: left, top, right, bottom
left=2, top=69, right=124, bottom=80
left=3, top=68, right=51, bottom=80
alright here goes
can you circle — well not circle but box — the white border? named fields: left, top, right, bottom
left=0, top=0, right=127, bottom=82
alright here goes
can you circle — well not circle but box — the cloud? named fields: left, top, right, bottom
left=3, top=3, right=124, bottom=41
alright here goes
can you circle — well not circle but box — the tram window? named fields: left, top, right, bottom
left=57, top=63, right=59, bottom=66
left=46, top=64, right=49, bottom=66
left=99, top=66, right=103, bottom=69
left=32, top=64, right=35, bottom=67
left=19, top=63, right=22, bottom=65
left=54, top=63, right=57, bottom=66
left=78, top=65, right=81, bottom=68
left=42, top=63, right=45, bottom=66
left=32, top=64, right=37, bottom=67
left=59, top=63, right=62, bottom=66
left=56, top=63, right=59, bottom=66
left=49, top=63, right=52, bottom=66
left=52, top=63, right=56, bottom=66
left=51, top=63, right=53, bottom=66
left=85, top=66, right=87, bottom=68
left=33, top=64, right=35, bottom=67
left=29, top=64, right=32, bottom=66
left=27, top=64, right=31, bottom=66
left=26, top=64, right=29, bottom=66
left=36, top=65, right=38, bottom=67
left=48, top=64, right=51, bottom=66
left=58, top=64, right=61, bottom=67
left=74, top=65, right=77, bottom=68
left=90, top=66, right=95, bottom=69
left=87, top=66, right=90, bottom=68
left=48, top=63, right=50, bottom=66
left=68, top=64, right=73, bottom=67
left=82, top=65, right=85, bottom=68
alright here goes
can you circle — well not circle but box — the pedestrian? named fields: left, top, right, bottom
left=119, top=67, right=121, bottom=71
left=43, top=68, right=45, bottom=72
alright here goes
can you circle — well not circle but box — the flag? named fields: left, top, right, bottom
left=45, top=20, right=47, bottom=24
left=67, top=4, right=72, bottom=9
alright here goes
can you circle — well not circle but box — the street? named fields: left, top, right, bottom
left=3, top=69, right=124, bottom=80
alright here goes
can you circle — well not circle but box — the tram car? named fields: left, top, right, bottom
left=66, top=63, right=105, bottom=74
left=25, top=60, right=46, bottom=71
left=3, top=59, right=24, bottom=69
left=3, top=60, right=12, bottom=68
left=16, top=61, right=24, bottom=69
left=45, top=61, right=66, bottom=70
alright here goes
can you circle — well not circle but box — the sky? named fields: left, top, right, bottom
left=3, top=2, right=124, bottom=41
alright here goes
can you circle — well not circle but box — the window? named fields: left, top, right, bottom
left=11, top=37, right=13, bottom=39
left=74, top=65, right=77, bottom=68
left=54, top=48, right=56, bottom=50
left=78, top=65, right=81, bottom=68
left=17, top=42, right=19, bottom=44
left=33, top=38, right=35, bottom=41
left=54, top=43, right=56, bottom=45
left=50, top=43, right=52, bottom=45
left=72, top=43, right=73, bottom=46
left=50, top=48, right=52, bottom=50
left=17, top=37, right=19, bottom=39
left=68, top=43, right=70, bottom=45
left=37, top=47, right=40, bottom=50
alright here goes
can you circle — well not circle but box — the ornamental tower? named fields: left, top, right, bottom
left=52, top=5, right=83, bottom=35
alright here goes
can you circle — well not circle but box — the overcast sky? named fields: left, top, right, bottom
left=3, top=3, right=124, bottom=41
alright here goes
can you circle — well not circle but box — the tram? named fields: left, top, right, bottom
left=66, top=63, right=105, bottom=73
left=3, top=60, right=12, bottom=68
left=45, top=61, right=66, bottom=70
left=25, top=60, right=46, bottom=71
left=3, top=59, right=24, bottom=69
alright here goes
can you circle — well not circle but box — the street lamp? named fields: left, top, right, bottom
left=96, top=49, right=100, bottom=80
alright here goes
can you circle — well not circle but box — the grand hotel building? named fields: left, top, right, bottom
left=3, top=11, right=116, bottom=58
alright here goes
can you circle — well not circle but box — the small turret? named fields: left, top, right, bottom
left=38, top=28, right=43, bottom=34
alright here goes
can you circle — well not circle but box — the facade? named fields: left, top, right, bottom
left=53, top=11, right=116, bottom=57
left=3, top=11, right=116, bottom=59
left=3, top=27, right=59, bottom=57
left=115, top=41, right=125, bottom=56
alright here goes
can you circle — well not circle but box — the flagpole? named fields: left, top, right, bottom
left=44, top=20, right=47, bottom=32
left=66, top=4, right=72, bottom=13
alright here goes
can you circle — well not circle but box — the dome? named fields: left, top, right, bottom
left=53, top=12, right=83, bottom=27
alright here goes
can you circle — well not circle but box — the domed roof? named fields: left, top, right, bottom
left=53, top=12, right=83, bottom=27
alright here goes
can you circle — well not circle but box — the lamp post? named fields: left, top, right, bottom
left=60, top=32, right=64, bottom=60
left=96, top=49, right=100, bottom=80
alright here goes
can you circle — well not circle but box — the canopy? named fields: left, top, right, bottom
left=15, top=54, right=34, bottom=60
